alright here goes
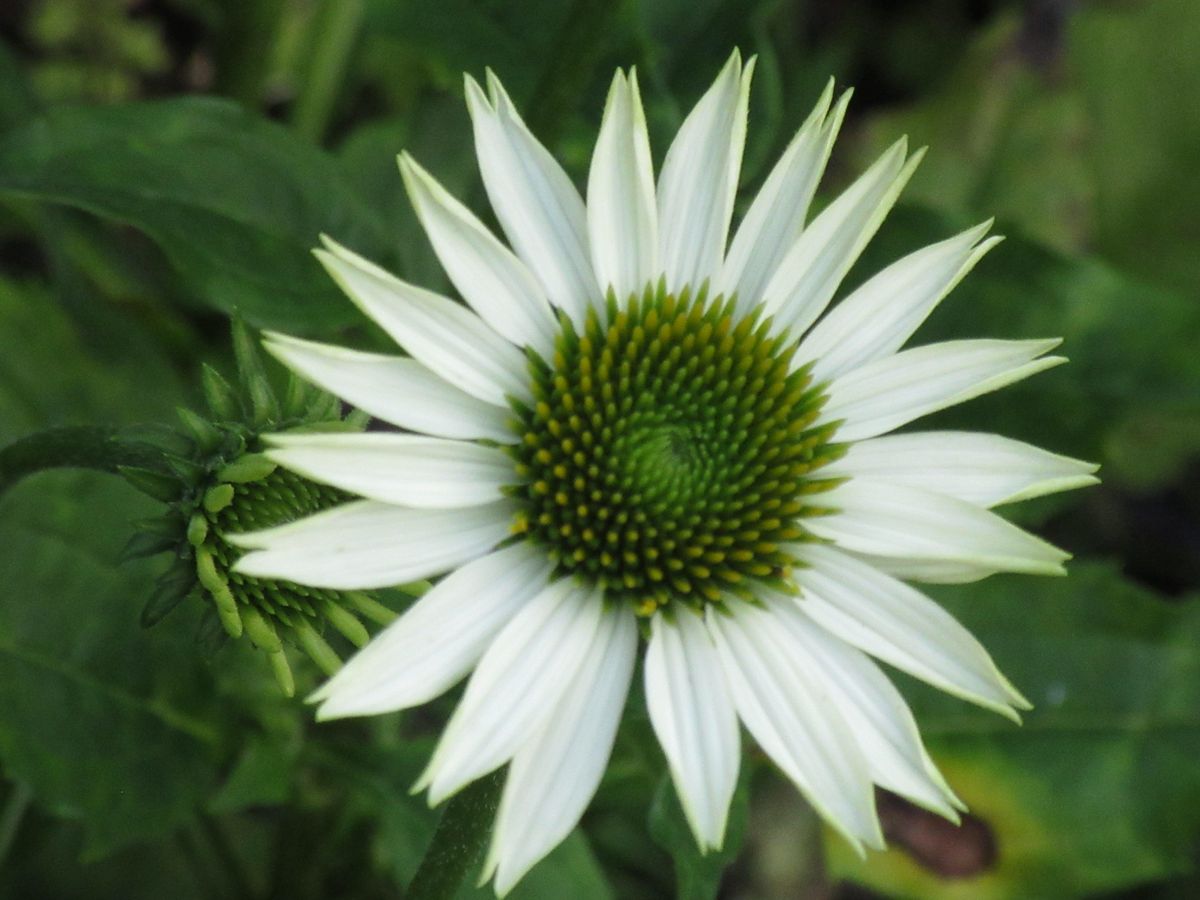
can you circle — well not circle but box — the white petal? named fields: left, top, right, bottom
left=316, top=237, right=529, bottom=406
left=707, top=601, right=882, bottom=852
left=311, top=542, right=553, bottom=718
left=792, top=544, right=1029, bottom=717
left=415, top=576, right=604, bottom=804
left=398, top=153, right=557, bottom=356
left=823, top=431, right=1099, bottom=508
left=264, top=432, right=516, bottom=509
left=644, top=607, right=740, bottom=851
left=798, top=222, right=1001, bottom=381
left=230, top=499, right=516, bottom=589
left=807, top=479, right=1070, bottom=580
left=262, top=333, right=514, bottom=442
left=820, top=338, right=1065, bottom=442
left=467, top=73, right=597, bottom=323
left=587, top=68, right=659, bottom=301
left=764, top=594, right=962, bottom=819
left=718, top=81, right=849, bottom=311
left=846, top=553, right=1032, bottom=584
left=761, top=139, right=922, bottom=338
left=483, top=605, right=636, bottom=896
left=658, top=51, right=754, bottom=292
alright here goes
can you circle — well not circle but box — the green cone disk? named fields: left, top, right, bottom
left=508, top=283, right=843, bottom=616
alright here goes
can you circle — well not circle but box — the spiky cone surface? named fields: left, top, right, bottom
left=124, top=322, right=396, bottom=696
left=232, top=52, right=1099, bottom=896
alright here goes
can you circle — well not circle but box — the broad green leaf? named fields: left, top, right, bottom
left=206, top=732, right=299, bottom=814
left=829, top=563, right=1200, bottom=897
left=363, top=0, right=576, bottom=101
left=0, top=278, right=225, bottom=857
left=0, top=473, right=225, bottom=858
left=0, top=98, right=390, bottom=332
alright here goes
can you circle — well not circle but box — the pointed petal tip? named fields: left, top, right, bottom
left=463, top=72, right=491, bottom=111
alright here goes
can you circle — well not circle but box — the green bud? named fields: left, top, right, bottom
left=217, top=453, right=277, bottom=484
left=203, top=483, right=235, bottom=513
left=186, top=513, right=209, bottom=547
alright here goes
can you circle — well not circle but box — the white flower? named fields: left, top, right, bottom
left=230, top=52, right=1097, bottom=895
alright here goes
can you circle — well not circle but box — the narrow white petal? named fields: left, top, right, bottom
left=793, top=544, right=1030, bottom=716
left=708, top=601, right=882, bottom=852
left=483, top=606, right=636, bottom=896
left=765, top=594, right=962, bottom=818
left=264, top=432, right=516, bottom=509
left=718, top=81, right=849, bottom=311
left=807, top=479, right=1070, bottom=580
left=587, top=68, right=659, bottom=301
left=821, top=338, right=1065, bottom=442
left=263, top=333, right=514, bottom=442
left=468, top=73, right=597, bottom=323
left=316, top=237, right=529, bottom=406
left=312, top=542, right=553, bottom=718
left=398, top=153, right=557, bottom=355
left=644, top=607, right=740, bottom=851
left=847, top=553, right=1036, bottom=584
left=761, top=139, right=923, bottom=338
left=798, top=222, right=1001, bottom=381
left=658, top=51, right=754, bottom=292
left=416, top=577, right=604, bottom=804
left=824, top=431, right=1099, bottom=508
left=230, top=499, right=516, bottom=589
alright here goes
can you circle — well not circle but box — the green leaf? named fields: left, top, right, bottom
left=0, top=473, right=224, bottom=858
left=648, top=771, right=750, bottom=900
left=0, top=98, right=391, bottom=332
left=0, top=278, right=225, bottom=857
left=828, top=563, right=1200, bottom=897
left=207, top=733, right=299, bottom=814
left=851, top=0, right=1200, bottom=296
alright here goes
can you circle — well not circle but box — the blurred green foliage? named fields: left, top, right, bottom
left=0, top=0, right=1198, bottom=898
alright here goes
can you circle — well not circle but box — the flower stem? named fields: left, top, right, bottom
left=0, top=782, right=33, bottom=869
left=0, top=425, right=168, bottom=499
left=406, top=772, right=504, bottom=900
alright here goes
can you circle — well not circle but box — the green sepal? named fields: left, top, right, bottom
left=195, top=609, right=230, bottom=656
left=283, top=372, right=315, bottom=419
left=120, top=530, right=178, bottom=562
left=164, top=453, right=206, bottom=486
left=343, top=408, right=370, bottom=430
left=307, top=390, right=342, bottom=422
left=176, top=407, right=222, bottom=453
left=119, top=465, right=181, bottom=502
left=131, top=513, right=185, bottom=538
left=232, top=319, right=280, bottom=425
left=201, top=363, right=240, bottom=420
left=141, top=571, right=196, bottom=627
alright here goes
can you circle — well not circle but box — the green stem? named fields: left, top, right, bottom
left=406, top=772, right=505, bottom=900
left=0, top=425, right=167, bottom=499
left=199, top=813, right=256, bottom=899
left=0, top=782, right=33, bottom=869
left=291, top=0, right=365, bottom=142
